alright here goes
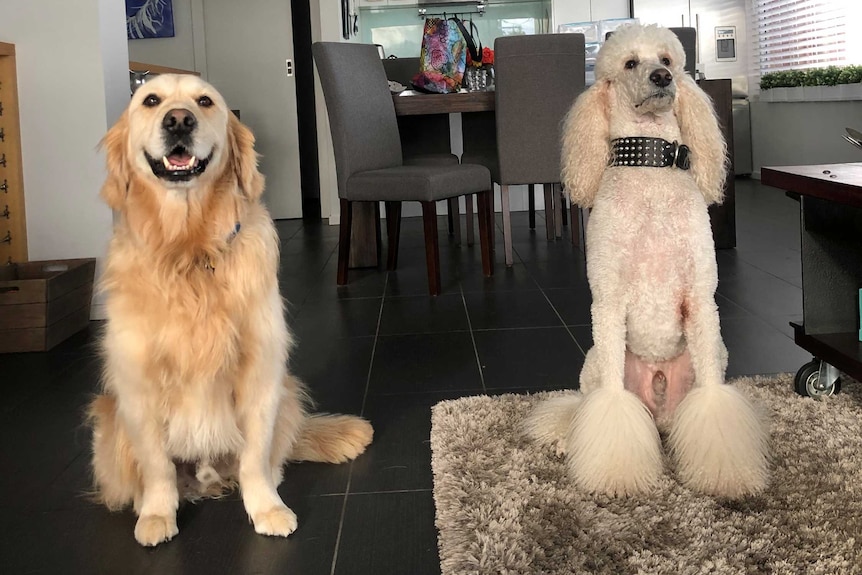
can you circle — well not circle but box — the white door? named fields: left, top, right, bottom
left=202, top=0, right=303, bottom=219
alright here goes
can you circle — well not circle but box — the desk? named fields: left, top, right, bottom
left=761, top=163, right=862, bottom=393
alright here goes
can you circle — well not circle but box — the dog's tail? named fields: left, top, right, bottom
left=291, top=413, right=373, bottom=464
left=88, top=394, right=140, bottom=510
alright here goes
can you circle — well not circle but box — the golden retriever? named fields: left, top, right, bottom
left=89, top=73, right=373, bottom=547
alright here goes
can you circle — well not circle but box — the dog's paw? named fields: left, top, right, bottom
left=252, top=505, right=298, bottom=537
left=567, top=387, right=663, bottom=496
left=134, top=514, right=178, bottom=547
left=670, top=385, right=769, bottom=498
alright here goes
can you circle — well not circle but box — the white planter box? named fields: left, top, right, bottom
left=760, top=83, right=862, bottom=102
left=839, top=83, right=862, bottom=100
left=802, top=86, right=822, bottom=100
left=786, top=86, right=804, bottom=101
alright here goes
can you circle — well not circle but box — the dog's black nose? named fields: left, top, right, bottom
left=162, top=109, right=197, bottom=135
left=649, top=68, right=673, bottom=88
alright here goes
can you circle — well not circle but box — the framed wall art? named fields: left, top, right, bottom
left=126, top=0, right=175, bottom=40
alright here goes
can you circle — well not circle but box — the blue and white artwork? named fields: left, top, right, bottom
left=126, top=0, right=175, bottom=40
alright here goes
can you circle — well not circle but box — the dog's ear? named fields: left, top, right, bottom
left=674, top=75, right=728, bottom=205
left=99, top=111, right=131, bottom=211
left=561, top=80, right=610, bottom=209
left=227, top=113, right=265, bottom=201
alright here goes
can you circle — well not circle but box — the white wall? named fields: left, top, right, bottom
left=312, top=0, right=346, bottom=224
left=312, top=0, right=337, bottom=223
left=202, top=0, right=303, bottom=220
left=0, top=0, right=129, bottom=319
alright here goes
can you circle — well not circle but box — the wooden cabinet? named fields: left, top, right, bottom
left=0, top=42, right=28, bottom=264
left=761, top=163, right=862, bottom=385
left=699, top=78, right=736, bottom=249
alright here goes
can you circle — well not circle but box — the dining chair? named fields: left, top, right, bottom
left=382, top=57, right=464, bottom=242
left=461, top=33, right=586, bottom=266
left=312, top=42, right=495, bottom=295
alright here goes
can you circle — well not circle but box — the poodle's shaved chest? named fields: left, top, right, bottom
left=588, top=167, right=715, bottom=360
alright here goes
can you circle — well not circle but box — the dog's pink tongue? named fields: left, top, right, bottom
left=167, top=153, right=193, bottom=166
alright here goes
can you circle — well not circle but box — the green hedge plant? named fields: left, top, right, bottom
left=760, top=64, right=862, bottom=90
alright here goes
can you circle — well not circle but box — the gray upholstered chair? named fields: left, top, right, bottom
left=461, top=33, right=586, bottom=266
left=382, top=57, right=464, bottom=241
left=312, top=42, right=495, bottom=295
left=382, top=57, right=459, bottom=167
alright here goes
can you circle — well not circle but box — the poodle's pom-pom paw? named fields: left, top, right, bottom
left=522, top=392, right=583, bottom=455
left=669, top=384, right=770, bottom=498
left=565, top=387, right=663, bottom=496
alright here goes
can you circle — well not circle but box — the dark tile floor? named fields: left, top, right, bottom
left=0, top=178, right=814, bottom=574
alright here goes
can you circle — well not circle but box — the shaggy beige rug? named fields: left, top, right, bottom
left=430, top=374, right=862, bottom=575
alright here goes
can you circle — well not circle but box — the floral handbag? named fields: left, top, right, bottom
left=412, top=17, right=481, bottom=94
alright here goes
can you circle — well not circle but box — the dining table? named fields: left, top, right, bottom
left=391, top=89, right=495, bottom=115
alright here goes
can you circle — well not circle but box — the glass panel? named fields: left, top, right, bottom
left=361, top=1, right=551, bottom=59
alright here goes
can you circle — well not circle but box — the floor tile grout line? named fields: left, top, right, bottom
left=359, top=274, right=387, bottom=419
left=514, top=236, right=589, bottom=358
left=288, top=236, right=339, bottom=312
left=348, top=488, right=433, bottom=496
left=540, top=287, right=588, bottom=357
left=328, top=478, right=351, bottom=575
left=330, top=276, right=387, bottom=575
left=459, top=283, right=487, bottom=394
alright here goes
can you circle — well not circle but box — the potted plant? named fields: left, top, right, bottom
left=759, top=64, right=862, bottom=101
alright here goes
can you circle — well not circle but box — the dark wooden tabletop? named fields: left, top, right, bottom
left=761, top=163, right=862, bottom=208
left=391, top=90, right=495, bottom=116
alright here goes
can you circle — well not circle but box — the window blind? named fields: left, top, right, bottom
left=751, top=0, right=859, bottom=73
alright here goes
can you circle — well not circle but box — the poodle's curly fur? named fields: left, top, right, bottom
left=525, top=24, right=769, bottom=498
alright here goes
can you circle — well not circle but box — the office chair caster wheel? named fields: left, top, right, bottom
left=794, top=359, right=841, bottom=399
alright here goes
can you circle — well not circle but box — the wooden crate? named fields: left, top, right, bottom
left=0, top=258, right=96, bottom=352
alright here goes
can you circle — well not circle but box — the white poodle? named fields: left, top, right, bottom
left=525, top=24, right=769, bottom=498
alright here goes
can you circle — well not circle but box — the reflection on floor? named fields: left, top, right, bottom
left=0, top=178, right=813, bottom=574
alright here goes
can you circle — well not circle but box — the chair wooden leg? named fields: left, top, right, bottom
left=477, top=190, right=494, bottom=277
left=337, top=198, right=353, bottom=285
left=553, top=183, right=563, bottom=239
left=446, top=198, right=457, bottom=236
left=528, top=184, right=536, bottom=230
left=374, top=201, right=382, bottom=263
left=447, top=197, right=461, bottom=245
left=385, top=201, right=402, bottom=270
left=570, top=204, right=581, bottom=247
left=543, top=183, right=555, bottom=241
left=559, top=187, right=568, bottom=226
left=500, top=184, right=514, bottom=266
left=466, top=195, right=475, bottom=246
left=489, top=187, right=496, bottom=250
left=421, top=201, right=442, bottom=296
